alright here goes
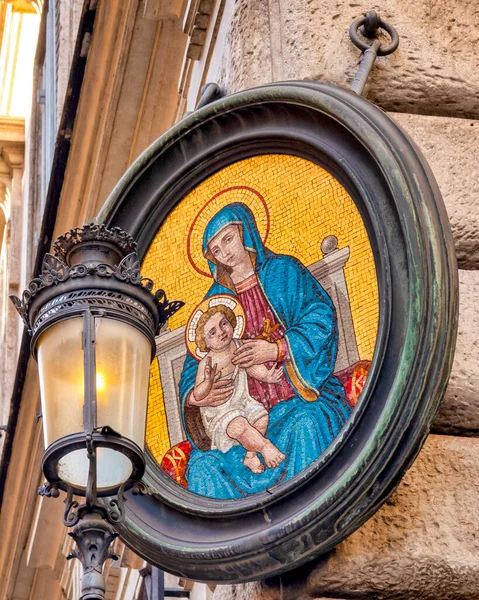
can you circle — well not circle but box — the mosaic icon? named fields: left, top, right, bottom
left=142, top=154, right=379, bottom=499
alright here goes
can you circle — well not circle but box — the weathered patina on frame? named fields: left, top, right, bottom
left=96, top=81, right=458, bottom=583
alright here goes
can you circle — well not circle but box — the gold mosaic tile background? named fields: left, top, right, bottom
left=142, top=154, right=379, bottom=464
left=145, top=352, right=169, bottom=461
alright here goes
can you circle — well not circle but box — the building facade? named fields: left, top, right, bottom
left=0, top=0, right=478, bottom=598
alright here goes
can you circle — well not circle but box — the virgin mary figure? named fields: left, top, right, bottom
left=179, top=202, right=352, bottom=499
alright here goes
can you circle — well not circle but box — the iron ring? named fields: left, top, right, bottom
left=349, top=15, right=399, bottom=56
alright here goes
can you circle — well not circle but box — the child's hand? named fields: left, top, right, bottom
left=195, top=357, right=217, bottom=401
left=264, top=364, right=284, bottom=384
left=203, top=356, right=217, bottom=385
left=191, top=357, right=234, bottom=406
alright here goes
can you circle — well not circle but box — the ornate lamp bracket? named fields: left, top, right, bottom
left=67, top=512, right=119, bottom=600
left=39, top=468, right=152, bottom=600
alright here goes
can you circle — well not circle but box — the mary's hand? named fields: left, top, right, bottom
left=232, top=338, right=278, bottom=367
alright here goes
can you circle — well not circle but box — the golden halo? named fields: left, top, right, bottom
left=185, top=294, right=246, bottom=360
left=186, top=186, right=270, bottom=277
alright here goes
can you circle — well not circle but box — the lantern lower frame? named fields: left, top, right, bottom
left=42, top=431, right=146, bottom=498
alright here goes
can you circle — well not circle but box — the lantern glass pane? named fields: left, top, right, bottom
left=37, top=314, right=151, bottom=492
left=37, top=318, right=84, bottom=448
left=56, top=448, right=132, bottom=490
left=94, top=317, right=151, bottom=448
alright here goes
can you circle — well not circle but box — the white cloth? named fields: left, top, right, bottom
left=200, top=344, right=268, bottom=452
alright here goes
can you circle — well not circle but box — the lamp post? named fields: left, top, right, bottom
left=11, top=222, right=183, bottom=600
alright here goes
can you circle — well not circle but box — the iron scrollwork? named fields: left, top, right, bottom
left=105, top=478, right=154, bottom=525
left=10, top=222, right=184, bottom=337
left=67, top=512, right=119, bottom=600
left=38, top=482, right=60, bottom=498
left=53, top=222, right=137, bottom=259
left=60, top=479, right=154, bottom=529
left=155, top=289, right=185, bottom=323
left=11, top=251, right=166, bottom=328
left=63, top=483, right=81, bottom=527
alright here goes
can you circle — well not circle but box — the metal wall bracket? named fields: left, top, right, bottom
left=349, top=11, right=399, bottom=95
left=182, top=82, right=223, bottom=119
left=194, top=82, right=222, bottom=110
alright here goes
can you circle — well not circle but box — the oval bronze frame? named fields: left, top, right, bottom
left=97, top=81, right=458, bottom=583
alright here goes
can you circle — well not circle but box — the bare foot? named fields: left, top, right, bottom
left=260, top=440, right=285, bottom=469
left=243, top=452, right=265, bottom=474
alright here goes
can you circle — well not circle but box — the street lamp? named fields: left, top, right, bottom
left=11, top=222, right=182, bottom=600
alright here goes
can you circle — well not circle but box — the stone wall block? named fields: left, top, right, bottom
left=217, top=0, right=273, bottom=92
left=434, top=269, right=479, bottom=434
left=213, top=581, right=314, bottom=600
left=218, top=0, right=479, bottom=119
left=213, top=582, right=276, bottom=600
left=391, top=113, right=479, bottom=269
left=306, top=435, right=479, bottom=599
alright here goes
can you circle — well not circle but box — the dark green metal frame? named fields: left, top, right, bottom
left=97, top=81, right=458, bottom=583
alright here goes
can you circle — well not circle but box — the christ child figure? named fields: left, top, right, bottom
left=191, top=304, right=286, bottom=474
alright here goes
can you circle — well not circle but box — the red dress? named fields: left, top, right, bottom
left=235, top=274, right=296, bottom=410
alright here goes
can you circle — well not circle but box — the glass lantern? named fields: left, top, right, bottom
left=11, top=223, right=183, bottom=505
